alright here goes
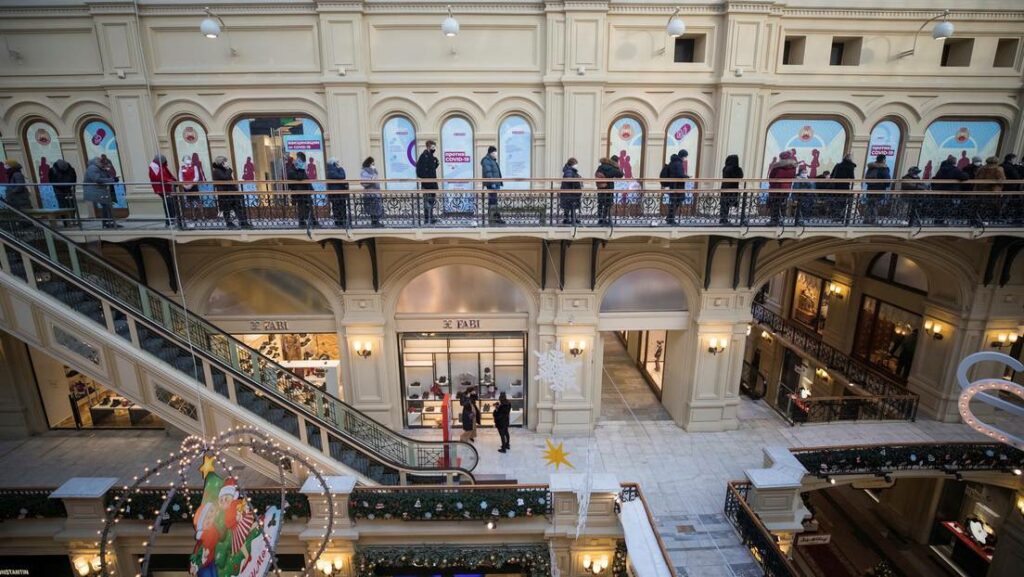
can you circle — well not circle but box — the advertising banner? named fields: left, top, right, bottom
left=284, top=133, right=326, bottom=193
left=608, top=116, right=644, bottom=182
left=82, top=120, right=127, bottom=208
left=664, top=117, right=700, bottom=178
left=24, top=121, right=64, bottom=209
left=762, top=118, right=847, bottom=179
left=918, top=120, right=1001, bottom=179
left=231, top=120, right=258, bottom=193
left=863, top=120, right=902, bottom=188
left=441, top=116, right=474, bottom=212
left=499, top=115, right=532, bottom=189
left=382, top=116, right=418, bottom=191
left=174, top=119, right=215, bottom=205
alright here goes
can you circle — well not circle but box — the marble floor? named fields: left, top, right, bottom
left=599, top=333, right=672, bottom=422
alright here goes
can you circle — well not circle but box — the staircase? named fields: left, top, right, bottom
left=0, top=201, right=477, bottom=484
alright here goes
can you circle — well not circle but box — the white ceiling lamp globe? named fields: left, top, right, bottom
left=667, top=17, right=685, bottom=38
left=442, top=16, right=460, bottom=37
left=200, top=17, right=221, bottom=39
left=932, top=20, right=954, bottom=40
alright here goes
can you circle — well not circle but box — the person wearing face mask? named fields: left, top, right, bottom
left=212, top=156, right=250, bottom=229
left=416, top=140, right=440, bottom=224
left=288, top=151, right=316, bottom=228
left=360, top=157, right=383, bottom=226
left=481, top=145, right=504, bottom=224
left=325, top=157, right=349, bottom=228
left=560, top=157, right=582, bottom=225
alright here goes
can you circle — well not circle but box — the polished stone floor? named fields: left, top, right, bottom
left=599, top=333, right=672, bottom=422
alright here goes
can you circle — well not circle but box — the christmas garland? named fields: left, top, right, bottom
left=355, top=544, right=551, bottom=577
left=0, top=489, right=67, bottom=520
left=612, top=541, right=628, bottom=577
left=349, top=487, right=551, bottom=521
left=104, top=488, right=311, bottom=522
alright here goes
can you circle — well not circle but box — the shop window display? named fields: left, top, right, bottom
left=237, top=333, right=342, bottom=399
left=791, top=270, right=829, bottom=333
left=230, top=116, right=325, bottom=193
left=852, top=296, right=921, bottom=380
left=400, top=332, right=526, bottom=429
left=640, top=330, right=667, bottom=392
left=51, top=367, right=163, bottom=429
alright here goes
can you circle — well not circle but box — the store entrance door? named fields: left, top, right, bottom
left=599, top=332, right=671, bottom=422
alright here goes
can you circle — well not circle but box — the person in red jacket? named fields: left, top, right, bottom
left=766, top=150, right=797, bottom=225
left=149, top=153, right=180, bottom=227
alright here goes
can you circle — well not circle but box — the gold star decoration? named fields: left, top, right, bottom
left=199, top=454, right=217, bottom=479
left=542, top=439, right=575, bottom=471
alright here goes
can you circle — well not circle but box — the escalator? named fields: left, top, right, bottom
left=0, top=200, right=477, bottom=484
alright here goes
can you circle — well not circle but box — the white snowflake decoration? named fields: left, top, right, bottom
left=534, top=348, right=580, bottom=396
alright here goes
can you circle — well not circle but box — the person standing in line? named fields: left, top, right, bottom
left=560, top=157, right=582, bottom=225
left=766, top=151, right=797, bottom=225
left=325, top=157, right=349, bottom=228
left=720, top=154, right=743, bottom=225
left=493, top=392, right=512, bottom=453
left=863, top=154, right=892, bottom=224
left=829, top=153, right=857, bottom=223
left=2, top=159, right=31, bottom=210
left=933, top=155, right=970, bottom=224
left=416, top=140, right=440, bottom=224
left=48, top=159, right=78, bottom=226
left=975, top=156, right=1007, bottom=222
left=1002, top=153, right=1022, bottom=224
left=481, top=145, right=504, bottom=224
left=288, top=151, right=316, bottom=228
left=666, top=150, right=688, bottom=225
left=595, top=156, right=623, bottom=225
left=897, top=166, right=927, bottom=226
left=212, top=156, right=250, bottom=229
left=84, top=157, right=118, bottom=228
left=458, top=391, right=477, bottom=443
left=791, top=164, right=815, bottom=226
left=360, top=157, right=383, bottom=227
left=149, top=154, right=179, bottom=228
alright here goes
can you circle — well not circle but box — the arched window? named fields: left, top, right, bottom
left=230, top=115, right=325, bottom=192
left=440, top=116, right=475, bottom=212
left=171, top=117, right=214, bottom=194
left=498, top=115, right=532, bottom=189
left=382, top=115, right=418, bottom=191
left=864, top=119, right=903, bottom=180
left=762, top=117, right=848, bottom=178
left=601, top=269, right=687, bottom=313
left=205, top=267, right=333, bottom=317
left=868, top=252, right=928, bottom=293
left=608, top=115, right=645, bottom=179
left=397, top=264, right=529, bottom=313
left=918, top=119, right=1002, bottom=180
left=22, top=119, right=64, bottom=209
left=664, top=116, right=700, bottom=177
left=80, top=118, right=127, bottom=208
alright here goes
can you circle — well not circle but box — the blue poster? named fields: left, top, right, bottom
left=762, top=119, right=847, bottom=179
left=25, top=121, right=63, bottom=209
left=918, top=120, right=1001, bottom=180
left=82, top=120, right=127, bottom=208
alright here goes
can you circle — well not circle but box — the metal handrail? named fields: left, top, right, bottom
left=724, top=481, right=799, bottom=577
left=0, top=200, right=478, bottom=481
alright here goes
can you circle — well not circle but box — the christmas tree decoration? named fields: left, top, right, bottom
left=542, top=439, right=575, bottom=471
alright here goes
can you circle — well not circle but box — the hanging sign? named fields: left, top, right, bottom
left=499, top=116, right=532, bottom=190
left=441, top=117, right=474, bottom=212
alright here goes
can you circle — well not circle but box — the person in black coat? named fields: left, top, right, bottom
left=720, top=154, right=743, bottom=224
left=932, top=156, right=969, bottom=224
left=212, top=156, right=249, bottom=228
left=287, top=152, right=316, bottom=228
left=325, top=158, right=349, bottom=227
left=2, top=159, right=31, bottom=210
left=559, top=158, right=582, bottom=224
left=828, top=153, right=857, bottom=222
left=458, top=389, right=478, bottom=443
left=48, top=159, right=79, bottom=226
left=493, top=392, right=512, bottom=452
left=666, top=150, right=688, bottom=225
left=595, top=156, right=623, bottom=225
left=416, top=140, right=440, bottom=224
left=1002, top=153, right=1022, bottom=224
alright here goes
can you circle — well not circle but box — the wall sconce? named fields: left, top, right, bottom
left=567, top=339, right=586, bottom=358
left=582, top=554, right=610, bottom=575
left=353, top=340, right=373, bottom=358
left=315, top=556, right=345, bottom=576
left=73, top=555, right=102, bottom=577
left=814, top=368, right=831, bottom=382
left=707, top=337, right=727, bottom=355
left=799, top=387, right=811, bottom=399
left=923, top=320, right=944, bottom=340
left=746, top=324, right=752, bottom=336
left=990, top=332, right=1019, bottom=349
left=760, top=330, right=773, bottom=343
left=1016, top=494, right=1024, bottom=517
left=826, top=282, right=845, bottom=300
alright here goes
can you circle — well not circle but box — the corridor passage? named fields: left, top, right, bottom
left=599, top=333, right=672, bottom=422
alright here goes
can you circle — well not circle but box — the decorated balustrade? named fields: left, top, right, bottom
left=791, top=442, right=1024, bottom=479
left=723, top=481, right=798, bottom=577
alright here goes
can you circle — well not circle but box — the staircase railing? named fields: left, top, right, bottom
left=0, top=200, right=478, bottom=484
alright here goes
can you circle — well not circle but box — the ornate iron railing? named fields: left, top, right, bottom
left=349, top=484, right=551, bottom=521
left=752, top=302, right=919, bottom=424
left=12, top=178, right=1024, bottom=231
left=354, top=544, right=552, bottom=577
left=0, top=200, right=478, bottom=483
left=791, top=442, right=1024, bottom=478
left=104, top=487, right=312, bottom=522
left=723, top=482, right=798, bottom=577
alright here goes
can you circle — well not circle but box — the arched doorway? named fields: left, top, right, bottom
left=393, top=264, right=531, bottom=429
left=597, top=268, right=690, bottom=420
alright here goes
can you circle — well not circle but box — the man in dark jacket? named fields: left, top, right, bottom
left=416, top=140, right=440, bottom=224
left=493, top=392, right=512, bottom=453
left=595, top=156, right=623, bottom=225
left=481, top=145, right=504, bottom=224
left=863, top=154, right=892, bottom=224
left=666, top=150, right=688, bottom=225
left=721, top=154, right=743, bottom=224
left=1002, top=153, right=1022, bottom=224
left=325, top=158, right=349, bottom=227
left=2, top=159, right=32, bottom=210
left=828, top=153, right=857, bottom=222
left=212, top=156, right=249, bottom=228
left=48, top=159, right=78, bottom=226
left=932, top=155, right=969, bottom=224
left=559, top=158, right=582, bottom=225
left=287, top=152, right=316, bottom=228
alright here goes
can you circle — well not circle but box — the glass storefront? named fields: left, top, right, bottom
left=399, top=332, right=526, bottom=429
left=616, top=330, right=669, bottom=397
left=791, top=270, right=829, bottom=333
left=235, top=332, right=342, bottom=398
left=230, top=116, right=325, bottom=192
left=852, top=296, right=921, bottom=380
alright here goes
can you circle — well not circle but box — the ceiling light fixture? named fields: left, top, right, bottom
left=898, top=9, right=953, bottom=58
